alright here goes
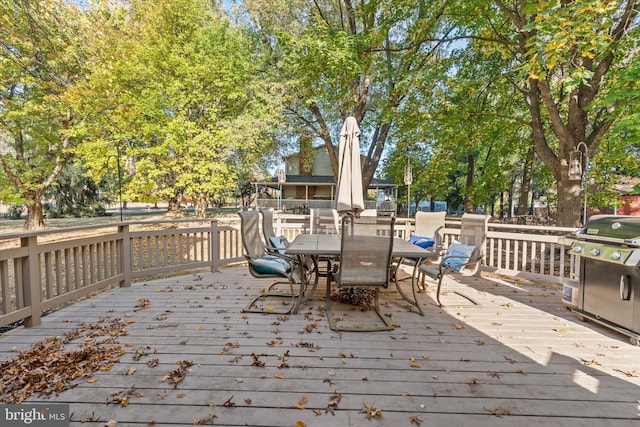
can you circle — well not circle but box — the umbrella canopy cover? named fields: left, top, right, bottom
left=334, top=116, right=365, bottom=215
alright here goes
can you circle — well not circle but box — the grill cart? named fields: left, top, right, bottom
left=566, top=215, right=640, bottom=346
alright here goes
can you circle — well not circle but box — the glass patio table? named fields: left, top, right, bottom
left=286, top=233, right=438, bottom=315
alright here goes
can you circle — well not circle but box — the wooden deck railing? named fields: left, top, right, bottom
left=0, top=215, right=578, bottom=329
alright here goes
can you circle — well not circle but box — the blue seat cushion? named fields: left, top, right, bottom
left=251, top=255, right=291, bottom=275
left=409, top=234, right=435, bottom=249
left=269, top=235, right=290, bottom=254
left=442, top=241, right=475, bottom=272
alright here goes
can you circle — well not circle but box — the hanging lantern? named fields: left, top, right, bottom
left=568, top=150, right=583, bottom=180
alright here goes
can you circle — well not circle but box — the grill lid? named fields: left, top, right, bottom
left=578, top=215, right=640, bottom=245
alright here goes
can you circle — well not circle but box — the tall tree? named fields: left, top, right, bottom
left=454, top=0, right=640, bottom=226
left=75, top=0, right=283, bottom=218
left=241, top=0, right=450, bottom=195
left=0, top=0, right=89, bottom=229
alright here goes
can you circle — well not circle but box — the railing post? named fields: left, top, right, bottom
left=119, top=224, right=131, bottom=287
left=210, top=219, right=221, bottom=272
left=22, top=236, right=41, bottom=327
left=405, top=219, right=413, bottom=240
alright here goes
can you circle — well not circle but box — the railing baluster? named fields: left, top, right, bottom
left=1, top=260, right=10, bottom=314
left=0, top=217, right=579, bottom=328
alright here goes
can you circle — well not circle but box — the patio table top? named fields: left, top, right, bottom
left=286, top=233, right=440, bottom=259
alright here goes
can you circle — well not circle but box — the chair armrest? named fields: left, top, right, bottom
left=265, top=246, right=293, bottom=260
left=438, top=252, right=483, bottom=275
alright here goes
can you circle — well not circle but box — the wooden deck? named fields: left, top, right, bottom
left=1, top=266, right=639, bottom=426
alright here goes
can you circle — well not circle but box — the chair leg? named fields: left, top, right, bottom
left=325, top=286, right=393, bottom=332
left=243, top=279, right=301, bottom=315
left=325, top=274, right=338, bottom=331
left=436, top=275, right=445, bottom=308
left=435, top=274, right=480, bottom=308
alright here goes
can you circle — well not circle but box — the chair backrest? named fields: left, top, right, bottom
left=238, top=210, right=265, bottom=259
left=310, top=208, right=340, bottom=235
left=261, top=209, right=277, bottom=243
left=458, top=213, right=490, bottom=273
left=359, top=209, right=378, bottom=217
left=337, top=215, right=395, bottom=288
left=414, top=211, right=446, bottom=246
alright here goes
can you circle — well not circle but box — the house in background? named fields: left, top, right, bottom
left=590, top=177, right=640, bottom=217
left=253, top=146, right=397, bottom=215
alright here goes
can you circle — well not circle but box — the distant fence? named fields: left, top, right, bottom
left=0, top=215, right=579, bottom=329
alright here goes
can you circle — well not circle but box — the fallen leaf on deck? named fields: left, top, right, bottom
left=410, top=415, right=423, bottom=425
left=193, top=414, right=217, bottom=425
left=360, top=402, right=383, bottom=420
left=295, top=396, right=308, bottom=409
left=134, top=298, right=150, bottom=311
left=484, top=407, right=511, bottom=417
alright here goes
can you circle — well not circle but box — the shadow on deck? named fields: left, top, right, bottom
left=1, top=266, right=639, bottom=426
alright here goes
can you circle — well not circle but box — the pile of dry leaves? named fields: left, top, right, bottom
left=330, top=288, right=375, bottom=310
left=0, top=318, right=128, bottom=403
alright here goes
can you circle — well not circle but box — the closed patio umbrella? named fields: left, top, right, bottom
left=334, top=116, right=365, bottom=216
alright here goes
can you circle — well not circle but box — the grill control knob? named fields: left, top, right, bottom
left=611, top=252, right=622, bottom=260
left=590, top=248, right=601, bottom=256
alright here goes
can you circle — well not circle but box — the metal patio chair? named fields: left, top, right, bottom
left=261, top=209, right=289, bottom=255
left=414, top=211, right=447, bottom=249
left=239, top=210, right=304, bottom=314
left=309, top=208, right=340, bottom=281
left=392, top=211, right=446, bottom=287
left=418, top=213, right=489, bottom=307
left=326, top=215, right=396, bottom=332
left=310, top=208, right=340, bottom=235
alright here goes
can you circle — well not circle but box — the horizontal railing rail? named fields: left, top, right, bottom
left=0, top=219, right=244, bottom=329
left=0, top=214, right=578, bottom=329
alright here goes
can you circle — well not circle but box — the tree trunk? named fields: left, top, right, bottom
left=557, top=177, right=583, bottom=227
left=24, top=197, right=45, bottom=230
left=464, top=153, right=475, bottom=213
left=298, top=135, right=313, bottom=199
left=167, top=194, right=180, bottom=212
left=517, top=144, right=535, bottom=215
left=195, top=194, right=207, bottom=219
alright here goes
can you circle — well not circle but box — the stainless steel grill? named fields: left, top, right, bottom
left=567, top=215, right=640, bottom=346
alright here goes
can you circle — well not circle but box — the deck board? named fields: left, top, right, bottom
left=1, top=266, right=639, bottom=426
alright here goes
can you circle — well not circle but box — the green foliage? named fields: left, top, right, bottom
left=0, top=0, right=91, bottom=227
left=43, top=161, right=107, bottom=218
left=72, top=0, right=283, bottom=216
